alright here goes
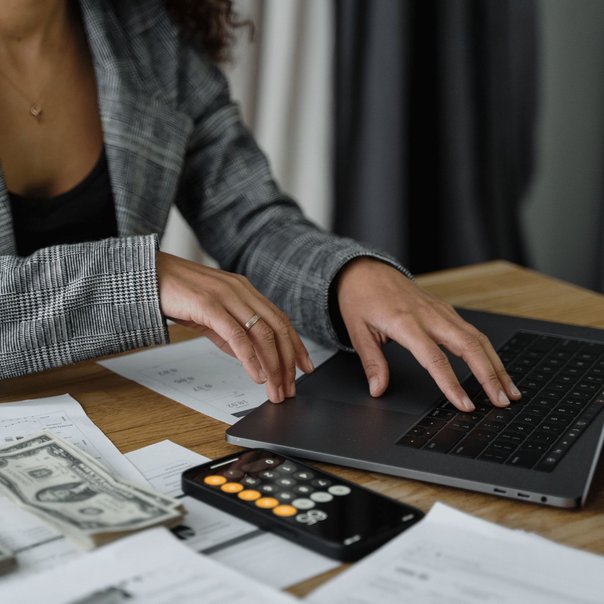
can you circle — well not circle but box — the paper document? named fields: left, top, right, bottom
left=100, top=336, right=335, bottom=424
left=307, top=502, right=604, bottom=604
left=127, top=440, right=339, bottom=589
left=0, top=394, right=145, bottom=483
left=0, top=395, right=149, bottom=582
left=0, top=527, right=297, bottom=604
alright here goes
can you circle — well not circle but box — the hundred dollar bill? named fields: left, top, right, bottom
left=0, top=433, right=184, bottom=550
left=0, top=542, right=16, bottom=575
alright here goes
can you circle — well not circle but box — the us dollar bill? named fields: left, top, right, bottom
left=0, top=542, right=16, bottom=575
left=0, top=433, right=184, bottom=550
left=0, top=432, right=183, bottom=513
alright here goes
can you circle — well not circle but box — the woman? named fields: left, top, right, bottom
left=0, top=0, right=520, bottom=411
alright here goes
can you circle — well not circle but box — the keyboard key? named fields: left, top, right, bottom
left=397, top=434, right=429, bottom=448
left=506, top=449, right=543, bottom=468
left=478, top=448, right=509, bottom=463
left=450, top=440, right=489, bottom=458
left=424, top=429, right=466, bottom=453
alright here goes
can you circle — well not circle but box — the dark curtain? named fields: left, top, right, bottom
left=334, top=0, right=539, bottom=274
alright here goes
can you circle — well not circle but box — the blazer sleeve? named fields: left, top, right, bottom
left=173, top=52, right=413, bottom=349
left=0, top=235, right=168, bottom=379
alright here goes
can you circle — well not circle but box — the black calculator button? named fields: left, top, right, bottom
left=276, top=477, right=296, bottom=488
left=242, top=476, right=260, bottom=487
left=310, top=491, right=333, bottom=503
left=328, top=485, right=351, bottom=496
left=224, top=469, right=244, bottom=479
left=260, top=484, right=277, bottom=494
left=311, top=478, right=332, bottom=488
left=292, top=498, right=315, bottom=510
left=277, top=491, right=295, bottom=501
left=260, top=470, right=277, bottom=479
left=293, top=471, right=315, bottom=481
left=277, top=462, right=297, bottom=473
left=294, top=485, right=313, bottom=495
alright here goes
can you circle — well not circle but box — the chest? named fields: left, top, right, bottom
left=0, top=36, right=103, bottom=199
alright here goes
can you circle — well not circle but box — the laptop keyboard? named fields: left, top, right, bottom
left=397, top=331, right=604, bottom=472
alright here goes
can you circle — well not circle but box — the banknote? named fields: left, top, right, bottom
left=1, top=431, right=184, bottom=513
left=0, top=433, right=184, bottom=550
left=0, top=542, right=16, bottom=575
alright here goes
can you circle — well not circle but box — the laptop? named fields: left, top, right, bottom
left=226, top=308, right=604, bottom=508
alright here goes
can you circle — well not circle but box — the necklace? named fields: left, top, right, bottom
left=0, top=32, right=69, bottom=122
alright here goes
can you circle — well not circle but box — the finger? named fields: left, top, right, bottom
left=199, top=304, right=269, bottom=388
left=434, top=320, right=517, bottom=408
left=205, top=291, right=285, bottom=403
left=348, top=323, right=390, bottom=397
left=397, top=322, right=475, bottom=412
left=475, top=334, right=522, bottom=401
left=243, top=316, right=287, bottom=402
left=231, top=277, right=306, bottom=399
left=256, top=301, right=314, bottom=397
left=437, top=308, right=521, bottom=402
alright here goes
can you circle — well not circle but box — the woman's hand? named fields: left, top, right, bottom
left=336, top=258, right=521, bottom=412
left=156, top=252, right=314, bottom=403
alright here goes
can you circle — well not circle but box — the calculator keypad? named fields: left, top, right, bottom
left=203, top=452, right=352, bottom=524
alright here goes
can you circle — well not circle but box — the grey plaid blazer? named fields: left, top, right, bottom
left=0, top=0, right=410, bottom=380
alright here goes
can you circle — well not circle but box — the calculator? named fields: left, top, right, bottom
left=181, top=448, right=423, bottom=561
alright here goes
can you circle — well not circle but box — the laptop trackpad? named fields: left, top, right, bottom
left=229, top=395, right=420, bottom=455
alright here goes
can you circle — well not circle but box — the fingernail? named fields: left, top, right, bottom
left=286, top=383, right=296, bottom=398
left=462, top=397, right=475, bottom=412
left=258, top=369, right=267, bottom=383
left=278, top=386, right=285, bottom=402
left=498, top=390, right=510, bottom=406
left=510, top=384, right=521, bottom=398
left=369, top=377, right=379, bottom=396
left=306, top=355, right=315, bottom=372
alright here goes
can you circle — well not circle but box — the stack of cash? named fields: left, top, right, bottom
left=0, top=432, right=185, bottom=550
left=0, top=543, right=16, bottom=575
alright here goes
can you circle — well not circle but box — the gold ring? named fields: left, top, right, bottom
left=244, top=313, right=262, bottom=332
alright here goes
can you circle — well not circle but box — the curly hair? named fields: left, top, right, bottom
left=163, top=0, right=253, bottom=63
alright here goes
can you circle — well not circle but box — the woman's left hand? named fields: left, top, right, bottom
left=336, top=258, right=522, bottom=412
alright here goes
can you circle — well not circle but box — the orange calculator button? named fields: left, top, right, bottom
left=204, top=475, right=227, bottom=486
left=221, top=482, right=244, bottom=494
left=238, top=489, right=261, bottom=501
left=255, top=497, right=279, bottom=509
left=273, top=505, right=297, bottom=517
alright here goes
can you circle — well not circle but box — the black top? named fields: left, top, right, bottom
left=9, top=149, right=118, bottom=257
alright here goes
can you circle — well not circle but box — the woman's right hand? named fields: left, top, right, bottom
left=156, top=251, right=314, bottom=403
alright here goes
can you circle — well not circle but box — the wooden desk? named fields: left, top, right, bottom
left=2, top=260, right=604, bottom=596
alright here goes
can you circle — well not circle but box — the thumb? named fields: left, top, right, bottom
left=349, top=325, right=390, bottom=397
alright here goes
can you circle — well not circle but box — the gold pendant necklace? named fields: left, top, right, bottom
left=0, top=32, right=69, bottom=123
left=0, top=69, right=45, bottom=120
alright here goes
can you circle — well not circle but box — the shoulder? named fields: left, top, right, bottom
left=86, top=0, right=225, bottom=108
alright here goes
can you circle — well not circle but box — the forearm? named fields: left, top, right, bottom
left=0, top=235, right=168, bottom=379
